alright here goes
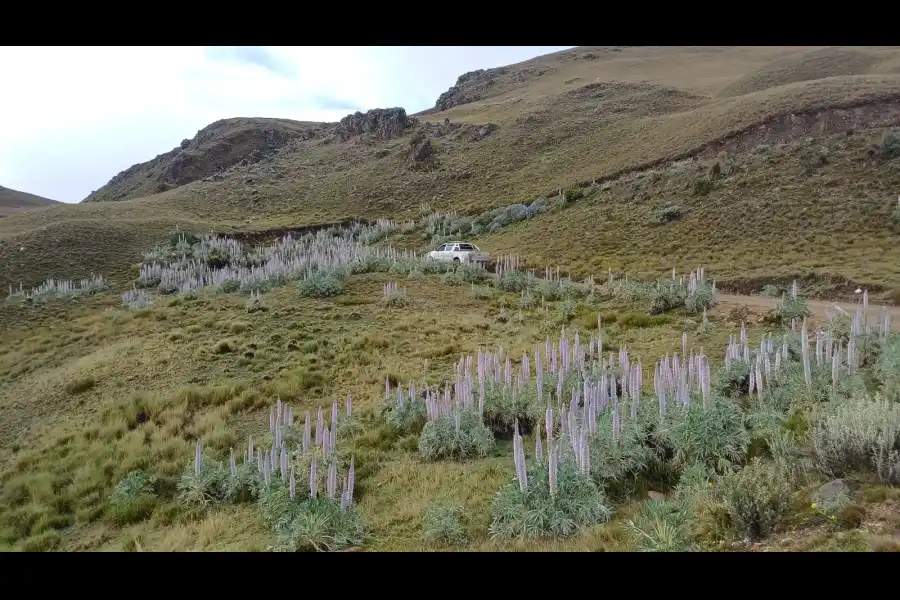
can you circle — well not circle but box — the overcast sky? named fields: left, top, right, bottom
left=0, top=46, right=571, bottom=203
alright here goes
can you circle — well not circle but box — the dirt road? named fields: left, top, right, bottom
left=714, top=294, right=900, bottom=332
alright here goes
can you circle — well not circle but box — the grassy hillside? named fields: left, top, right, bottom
left=4, top=47, right=900, bottom=293
left=4, top=46, right=900, bottom=553
left=81, top=117, right=328, bottom=203
left=0, top=185, right=59, bottom=218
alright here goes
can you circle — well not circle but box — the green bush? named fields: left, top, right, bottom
left=693, top=178, right=714, bottom=196
left=418, top=410, right=495, bottom=461
left=176, top=458, right=258, bottom=509
left=759, top=284, right=783, bottom=297
left=489, top=453, right=611, bottom=540
left=877, top=335, right=900, bottom=402
left=258, top=483, right=365, bottom=552
left=811, top=395, right=900, bottom=484
left=497, top=269, right=531, bottom=293
left=564, top=187, right=585, bottom=202
left=649, top=281, right=685, bottom=314
left=469, top=285, right=494, bottom=300
left=442, top=264, right=489, bottom=286
left=670, top=399, right=750, bottom=473
left=719, top=458, right=794, bottom=540
left=107, top=471, right=158, bottom=525
left=773, top=294, right=811, bottom=324
left=877, top=129, right=900, bottom=159
left=654, top=205, right=684, bottom=224
left=481, top=384, right=543, bottom=436
left=379, top=395, right=428, bottom=434
left=298, top=270, right=345, bottom=298
left=713, top=361, right=751, bottom=398
left=422, top=502, right=469, bottom=546
left=518, top=290, right=536, bottom=309
left=589, top=412, right=660, bottom=489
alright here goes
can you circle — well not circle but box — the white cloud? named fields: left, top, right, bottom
left=0, top=46, right=571, bottom=203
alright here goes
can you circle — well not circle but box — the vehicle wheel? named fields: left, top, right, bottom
left=453, top=258, right=460, bottom=264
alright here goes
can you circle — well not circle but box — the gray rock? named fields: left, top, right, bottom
left=334, top=108, right=413, bottom=141
left=811, top=479, right=860, bottom=504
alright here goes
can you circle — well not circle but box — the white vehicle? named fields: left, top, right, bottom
left=427, top=242, right=490, bottom=265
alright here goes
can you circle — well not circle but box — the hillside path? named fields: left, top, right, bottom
left=714, top=294, right=900, bottom=332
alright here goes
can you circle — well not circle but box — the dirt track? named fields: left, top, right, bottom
left=714, top=294, right=900, bottom=332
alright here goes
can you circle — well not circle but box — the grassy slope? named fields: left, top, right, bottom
left=2, top=272, right=898, bottom=552
left=0, top=185, right=60, bottom=218
left=471, top=128, right=900, bottom=298
left=4, top=46, right=900, bottom=552
left=4, top=46, right=900, bottom=291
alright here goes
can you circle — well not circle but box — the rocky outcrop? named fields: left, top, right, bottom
left=82, top=118, right=322, bottom=203
left=434, top=69, right=502, bottom=112
left=334, top=108, right=414, bottom=141
left=432, top=66, right=556, bottom=112
left=407, top=136, right=439, bottom=171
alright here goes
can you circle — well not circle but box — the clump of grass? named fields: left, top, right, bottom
left=625, top=498, right=693, bottom=552
left=718, top=458, right=794, bottom=540
left=693, top=177, right=713, bottom=196
left=107, top=471, right=158, bottom=526
left=648, top=269, right=715, bottom=315
left=892, top=197, right=900, bottom=225
left=654, top=205, right=684, bottom=224
left=64, top=375, right=96, bottom=395
left=422, top=502, right=469, bottom=546
left=696, top=308, right=714, bottom=337
left=20, top=531, right=62, bottom=552
left=298, top=269, right=346, bottom=298
left=617, top=312, right=670, bottom=328
left=418, top=410, right=495, bottom=461
left=588, top=413, right=659, bottom=490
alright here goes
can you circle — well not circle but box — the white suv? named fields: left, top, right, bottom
left=427, top=242, right=490, bottom=265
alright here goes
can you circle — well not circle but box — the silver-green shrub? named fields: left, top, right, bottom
left=422, top=502, right=469, bottom=546
left=811, top=394, right=900, bottom=484
left=418, top=410, right=495, bottom=461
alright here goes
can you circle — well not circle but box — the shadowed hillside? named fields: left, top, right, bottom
left=0, top=185, right=59, bottom=218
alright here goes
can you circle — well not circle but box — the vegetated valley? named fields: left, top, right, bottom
left=3, top=46, right=900, bottom=552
